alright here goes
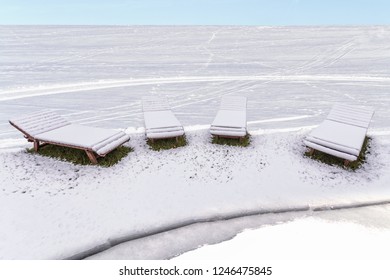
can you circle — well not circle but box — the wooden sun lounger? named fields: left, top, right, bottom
left=210, top=96, right=247, bottom=140
left=9, top=111, right=130, bottom=164
left=304, top=104, right=374, bottom=165
left=142, top=96, right=184, bottom=142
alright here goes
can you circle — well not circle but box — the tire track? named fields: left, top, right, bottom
left=1, top=74, right=390, bottom=102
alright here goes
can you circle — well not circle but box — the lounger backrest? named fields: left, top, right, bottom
left=142, top=96, right=171, bottom=112
left=327, top=104, right=374, bottom=128
left=220, top=96, right=247, bottom=111
left=9, top=111, right=71, bottom=138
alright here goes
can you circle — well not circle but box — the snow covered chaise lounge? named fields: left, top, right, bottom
left=142, top=96, right=184, bottom=142
left=9, top=111, right=130, bottom=164
left=210, top=96, right=248, bottom=140
left=304, top=104, right=374, bottom=165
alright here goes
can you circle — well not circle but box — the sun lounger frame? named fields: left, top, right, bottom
left=304, top=104, right=374, bottom=166
left=142, top=96, right=185, bottom=142
left=9, top=111, right=130, bottom=164
left=210, top=96, right=248, bottom=141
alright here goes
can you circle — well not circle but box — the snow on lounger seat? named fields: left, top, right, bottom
left=9, top=111, right=130, bottom=164
left=210, top=96, right=247, bottom=138
left=304, top=103, right=374, bottom=164
left=142, top=96, right=184, bottom=140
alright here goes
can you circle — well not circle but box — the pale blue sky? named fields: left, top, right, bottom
left=0, top=0, right=389, bottom=25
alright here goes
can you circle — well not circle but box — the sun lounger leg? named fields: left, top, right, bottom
left=86, top=150, right=98, bottom=164
left=308, top=148, right=315, bottom=156
left=175, top=136, right=178, bottom=143
left=33, top=140, right=40, bottom=152
left=344, top=160, right=350, bottom=167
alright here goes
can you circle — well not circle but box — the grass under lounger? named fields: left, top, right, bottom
left=212, top=134, right=251, bottom=147
left=27, top=145, right=133, bottom=167
left=147, top=135, right=187, bottom=151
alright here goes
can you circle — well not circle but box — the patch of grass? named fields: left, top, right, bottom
left=211, top=134, right=251, bottom=147
left=27, top=145, right=133, bottom=167
left=147, top=135, right=187, bottom=151
left=305, top=136, right=371, bottom=171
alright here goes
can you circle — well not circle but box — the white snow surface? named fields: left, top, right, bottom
left=1, top=26, right=390, bottom=259
left=177, top=216, right=390, bottom=260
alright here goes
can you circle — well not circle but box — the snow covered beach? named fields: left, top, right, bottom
left=0, top=26, right=390, bottom=259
